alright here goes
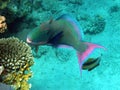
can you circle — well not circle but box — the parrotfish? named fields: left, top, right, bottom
left=26, top=14, right=105, bottom=74
left=82, top=56, right=101, bottom=71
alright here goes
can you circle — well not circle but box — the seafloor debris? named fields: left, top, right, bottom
left=0, top=15, right=7, bottom=33
left=0, top=37, right=34, bottom=90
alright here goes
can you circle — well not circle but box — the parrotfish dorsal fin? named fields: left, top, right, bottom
left=56, top=14, right=84, bottom=40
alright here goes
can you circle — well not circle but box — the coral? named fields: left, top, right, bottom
left=0, top=0, right=10, bottom=9
left=0, top=0, right=33, bottom=24
left=0, top=37, right=34, bottom=90
left=78, top=14, right=106, bottom=34
left=0, top=15, right=7, bottom=33
left=85, top=15, right=106, bottom=34
left=41, top=0, right=59, bottom=12
left=109, top=5, right=120, bottom=13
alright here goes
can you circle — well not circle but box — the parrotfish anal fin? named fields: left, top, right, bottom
left=47, top=31, right=63, bottom=46
left=77, top=42, right=106, bottom=75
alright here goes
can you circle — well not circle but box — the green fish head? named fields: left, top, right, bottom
left=27, top=23, right=51, bottom=45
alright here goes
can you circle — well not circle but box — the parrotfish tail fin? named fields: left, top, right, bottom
left=77, top=52, right=83, bottom=76
left=77, top=42, right=106, bottom=75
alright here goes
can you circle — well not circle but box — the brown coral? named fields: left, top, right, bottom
left=0, top=37, right=34, bottom=90
left=0, top=15, right=7, bottom=33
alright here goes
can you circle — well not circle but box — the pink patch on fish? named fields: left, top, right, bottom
left=56, top=14, right=84, bottom=40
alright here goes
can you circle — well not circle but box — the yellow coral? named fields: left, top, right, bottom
left=0, top=37, right=34, bottom=90
left=0, top=15, right=7, bottom=33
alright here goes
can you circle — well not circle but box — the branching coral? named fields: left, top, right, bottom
left=0, top=37, right=34, bottom=90
left=0, top=15, right=7, bottom=33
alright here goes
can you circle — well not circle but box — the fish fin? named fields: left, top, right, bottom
left=47, top=31, right=63, bottom=46
left=77, top=42, right=106, bottom=75
left=35, top=45, right=39, bottom=53
left=77, top=52, right=83, bottom=76
left=56, top=14, right=84, bottom=40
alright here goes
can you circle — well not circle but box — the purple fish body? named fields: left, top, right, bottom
left=27, top=14, right=105, bottom=74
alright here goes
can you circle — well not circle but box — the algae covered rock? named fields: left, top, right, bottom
left=77, top=14, right=106, bottom=34
left=84, top=15, right=106, bottom=34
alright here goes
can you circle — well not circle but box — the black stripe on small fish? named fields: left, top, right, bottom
left=83, top=57, right=100, bottom=66
left=82, top=57, right=101, bottom=71
left=88, top=63, right=100, bottom=71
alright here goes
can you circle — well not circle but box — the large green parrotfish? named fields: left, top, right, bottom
left=27, top=14, right=105, bottom=74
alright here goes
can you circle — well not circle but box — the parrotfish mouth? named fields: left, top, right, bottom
left=26, top=38, right=47, bottom=45
left=26, top=38, right=32, bottom=43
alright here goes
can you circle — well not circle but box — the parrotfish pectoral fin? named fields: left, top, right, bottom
left=77, top=42, right=106, bottom=75
left=47, top=31, right=63, bottom=46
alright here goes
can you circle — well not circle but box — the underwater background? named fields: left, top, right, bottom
left=0, top=0, right=120, bottom=90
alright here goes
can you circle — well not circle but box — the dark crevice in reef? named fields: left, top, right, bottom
left=7, top=17, right=26, bottom=33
